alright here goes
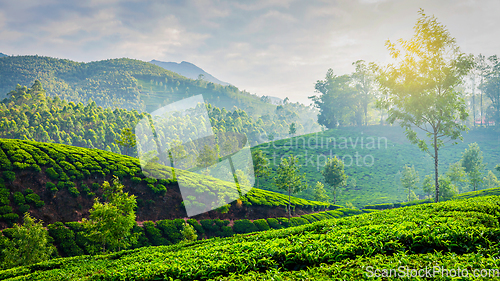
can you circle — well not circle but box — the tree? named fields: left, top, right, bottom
left=351, top=60, right=376, bottom=126
left=496, top=164, right=500, bottom=172
left=288, top=122, right=297, bottom=136
left=196, top=144, right=217, bottom=170
left=480, top=55, right=500, bottom=127
left=312, top=181, right=330, bottom=203
left=461, top=142, right=486, bottom=191
left=422, top=175, right=434, bottom=199
left=400, top=165, right=419, bottom=202
left=2, top=213, right=55, bottom=269
left=274, top=155, right=308, bottom=219
left=115, top=128, right=137, bottom=157
left=251, top=150, right=270, bottom=188
left=321, top=156, right=347, bottom=204
left=376, top=10, right=474, bottom=202
left=180, top=223, right=198, bottom=242
left=445, top=161, right=469, bottom=193
left=482, top=170, right=500, bottom=189
left=82, top=177, right=137, bottom=253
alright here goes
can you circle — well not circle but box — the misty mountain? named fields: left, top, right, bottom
left=150, top=60, right=230, bottom=86
left=0, top=53, right=7, bottom=58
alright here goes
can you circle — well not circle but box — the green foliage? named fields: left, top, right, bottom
left=233, top=219, right=259, bottom=234
left=400, top=165, right=419, bottom=202
left=180, top=223, right=198, bottom=242
left=376, top=10, right=474, bottom=203
left=1, top=213, right=54, bottom=269
left=275, top=155, right=308, bottom=218
left=142, top=221, right=167, bottom=246
left=25, top=193, right=44, bottom=208
left=312, top=181, right=329, bottom=203
left=82, top=178, right=137, bottom=253
left=265, top=218, right=283, bottom=229
left=251, top=150, right=270, bottom=188
left=461, top=142, right=486, bottom=191
left=186, top=219, right=204, bottom=238
left=47, top=222, right=84, bottom=257
left=483, top=170, right=500, bottom=189
left=252, top=219, right=270, bottom=231
left=322, top=156, right=347, bottom=204
left=2, top=171, right=15, bottom=183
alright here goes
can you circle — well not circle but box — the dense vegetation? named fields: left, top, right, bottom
left=254, top=125, right=500, bottom=207
left=1, top=195, right=499, bottom=279
left=0, top=138, right=330, bottom=227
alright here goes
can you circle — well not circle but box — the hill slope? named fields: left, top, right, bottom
left=0, top=53, right=7, bottom=58
left=150, top=60, right=230, bottom=86
left=0, top=55, right=274, bottom=115
left=1, top=195, right=499, bottom=280
left=0, top=138, right=329, bottom=228
left=254, top=125, right=500, bottom=207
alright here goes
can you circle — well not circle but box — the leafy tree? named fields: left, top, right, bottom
left=482, top=170, right=500, bottom=189
left=480, top=55, right=500, bottom=126
left=496, top=164, right=500, bottom=172
left=321, top=156, right=347, bottom=204
left=180, top=223, right=198, bottom=242
left=274, top=155, right=308, bottom=219
left=251, top=150, right=270, bottom=188
left=438, top=176, right=458, bottom=200
left=445, top=161, right=469, bottom=193
left=196, top=144, right=217, bottom=170
left=461, top=142, right=486, bottom=191
left=288, top=123, right=296, bottom=136
left=115, top=128, right=137, bottom=157
left=2, top=213, right=55, bottom=269
left=422, top=175, right=434, bottom=199
left=376, top=10, right=474, bottom=202
left=82, top=177, right=137, bottom=253
left=351, top=60, right=376, bottom=126
left=400, top=165, right=419, bottom=202
left=312, top=181, right=330, bottom=203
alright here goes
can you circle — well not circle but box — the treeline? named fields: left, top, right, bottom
left=0, top=81, right=319, bottom=153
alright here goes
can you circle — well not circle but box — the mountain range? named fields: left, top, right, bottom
left=150, top=60, right=230, bottom=86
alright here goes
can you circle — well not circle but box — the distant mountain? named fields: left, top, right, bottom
left=150, top=60, right=230, bottom=86
left=0, top=55, right=273, bottom=115
left=0, top=53, right=7, bottom=58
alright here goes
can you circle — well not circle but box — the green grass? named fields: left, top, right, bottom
left=1, top=195, right=499, bottom=280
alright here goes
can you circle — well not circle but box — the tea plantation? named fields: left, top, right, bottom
left=0, top=195, right=499, bottom=280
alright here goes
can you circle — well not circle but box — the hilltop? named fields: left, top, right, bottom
left=0, top=138, right=330, bottom=229
left=0, top=55, right=274, bottom=115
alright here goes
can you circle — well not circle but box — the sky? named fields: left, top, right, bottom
left=1, top=0, right=500, bottom=105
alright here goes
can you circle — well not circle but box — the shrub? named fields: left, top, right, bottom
left=18, top=204, right=29, bottom=214
left=232, top=219, right=258, bottom=234
left=68, top=186, right=80, bottom=197
left=24, top=188, right=34, bottom=195
left=152, top=184, right=167, bottom=195
left=46, top=182, right=58, bottom=194
left=47, top=222, right=84, bottom=257
left=143, top=221, right=167, bottom=246
left=363, top=203, right=394, bottom=210
left=277, top=217, right=291, bottom=228
left=45, top=167, right=59, bottom=180
left=0, top=205, right=13, bottom=215
left=3, top=171, right=16, bottom=183
left=156, top=220, right=182, bottom=244
left=2, top=213, right=19, bottom=226
left=92, top=183, right=100, bottom=190
left=131, top=225, right=150, bottom=248
left=289, top=217, right=309, bottom=227
left=0, top=188, right=10, bottom=205
left=253, top=219, right=270, bottom=231
left=25, top=193, right=41, bottom=204
left=186, top=219, right=204, bottom=238
left=144, top=178, right=157, bottom=184
left=131, top=177, right=142, bottom=184
left=266, top=218, right=283, bottom=229
left=180, top=223, right=198, bottom=242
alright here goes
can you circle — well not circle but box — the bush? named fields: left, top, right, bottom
left=277, top=217, right=291, bottom=228
left=45, top=167, right=59, bottom=180
left=180, top=223, right=198, bottom=242
left=46, top=182, right=58, bottom=194
left=363, top=203, right=394, bottom=210
left=2, top=213, right=19, bottom=226
left=92, top=183, right=100, bottom=190
left=152, top=184, right=167, bottom=195
left=144, top=178, right=157, bottom=184
left=131, top=225, right=150, bottom=248
left=47, top=222, right=84, bottom=257
left=25, top=193, right=41, bottom=204
left=18, top=204, right=29, bottom=214
left=131, top=177, right=142, bottom=184
left=3, top=171, right=16, bottom=183
left=143, top=221, right=167, bottom=246
left=232, top=219, right=258, bottom=234
left=68, top=186, right=80, bottom=197
left=24, top=188, right=34, bottom=195
left=0, top=205, right=13, bottom=215
left=266, top=218, right=283, bottom=229
left=253, top=219, right=270, bottom=231
left=186, top=219, right=204, bottom=238
left=0, top=188, right=10, bottom=205
left=289, top=217, right=309, bottom=227
left=156, top=220, right=182, bottom=244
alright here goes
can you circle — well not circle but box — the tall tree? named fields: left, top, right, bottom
left=445, top=161, right=469, bottom=193
left=321, top=156, right=347, bottom=204
left=461, top=142, right=486, bottom=191
left=251, top=150, right=270, bottom=188
left=400, top=165, right=419, bottom=202
left=376, top=9, right=474, bottom=202
left=115, top=128, right=137, bottom=157
left=483, top=170, right=500, bottom=189
left=480, top=55, right=500, bottom=127
left=312, top=181, right=330, bottom=203
left=1, top=213, right=55, bottom=269
left=351, top=60, right=375, bottom=126
left=274, top=155, right=308, bottom=219
left=82, top=178, right=137, bottom=253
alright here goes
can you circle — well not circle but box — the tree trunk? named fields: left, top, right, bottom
left=434, top=133, right=440, bottom=203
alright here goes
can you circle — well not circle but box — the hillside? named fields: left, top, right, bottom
left=0, top=55, right=275, bottom=115
left=150, top=60, right=230, bottom=86
left=0, top=54, right=7, bottom=58
left=253, top=125, right=500, bottom=207
left=1, top=195, right=499, bottom=279
left=0, top=138, right=330, bottom=229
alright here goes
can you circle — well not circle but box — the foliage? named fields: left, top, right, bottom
left=312, top=181, right=329, bottom=203
left=180, top=223, right=198, bottom=242
left=375, top=10, right=474, bottom=202
left=274, top=155, right=308, bottom=218
left=400, top=165, right=419, bottom=202
left=321, top=156, right=347, bottom=204
left=82, top=178, right=137, bottom=253
left=461, top=142, right=486, bottom=191
left=1, top=213, right=55, bottom=269
left=483, top=170, right=500, bottom=189
left=251, top=150, right=270, bottom=188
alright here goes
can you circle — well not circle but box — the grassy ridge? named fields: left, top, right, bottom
left=1, top=195, right=499, bottom=280
left=0, top=138, right=329, bottom=227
